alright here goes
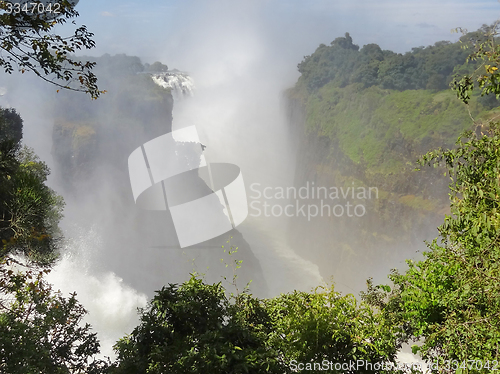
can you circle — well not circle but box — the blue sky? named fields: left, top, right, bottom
left=65, top=0, right=500, bottom=65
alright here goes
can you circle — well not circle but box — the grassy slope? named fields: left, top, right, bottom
left=286, top=81, right=498, bottom=292
left=290, top=80, right=494, bottom=213
left=302, top=83, right=483, bottom=172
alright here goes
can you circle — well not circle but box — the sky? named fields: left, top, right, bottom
left=3, top=0, right=500, bottom=359
left=61, top=0, right=500, bottom=74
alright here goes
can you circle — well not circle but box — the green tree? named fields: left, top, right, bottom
left=111, top=275, right=286, bottom=374
left=266, top=286, right=408, bottom=374
left=363, top=22, right=500, bottom=372
left=0, top=0, right=102, bottom=98
left=0, top=261, right=108, bottom=373
left=0, top=108, right=63, bottom=265
left=0, top=3, right=106, bottom=370
left=330, top=32, right=359, bottom=51
left=0, top=107, right=23, bottom=144
left=0, top=107, right=106, bottom=371
left=113, top=274, right=417, bottom=374
left=296, top=31, right=472, bottom=94
left=364, top=123, right=500, bottom=372
left=451, top=22, right=500, bottom=104
left=145, top=61, right=169, bottom=73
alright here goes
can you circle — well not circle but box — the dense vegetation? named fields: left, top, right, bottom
left=110, top=274, right=404, bottom=374
left=0, top=0, right=102, bottom=98
left=361, top=25, right=500, bottom=370
left=286, top=25, right=500, bottom=294
left=0, top=108, right=107, bottom=373
left=292, top=27, right=500, bottom=177
left=0, top=5, right=110, bottom=370
left=2, top=8, right=500, bottom=373
left=0, top=108, right=63, bottom=265
left=296, top=28, right=493, bottom=93
left=364, top=122, right=500, bottom=370
left=109, top=23, right=500, bottom=372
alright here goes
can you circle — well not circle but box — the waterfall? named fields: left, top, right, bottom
left=151, top=71, right=195, bottom=99
left=44, top=62, right=325, bottom=361
left=147, top=70, right=325, bottom=296
left=46, top=225, right=148, bottom=359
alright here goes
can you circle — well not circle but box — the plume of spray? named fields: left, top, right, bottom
left=1, top=0, right=466, bottom=366
left=46, top=225, right=148, bottom=359
left=148, top=7, right=326, bottom=294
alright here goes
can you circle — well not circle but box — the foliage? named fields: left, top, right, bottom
left=286, top=28, right=500, bottom=286
left=0, top=0, right=103, bottom=98
left=0, top=107, right=64, bottom=266
left=111, top=275, right=286, bottom=374
left=451, top=23, right=500, bottom=105
left=112, top=273, right=417, bottom=374
left=362, top=23, right=500, bottom=373
left=286, top=31, right=491, bottom=294
left=303, top=84, right=479, bottom=174
left=0, top=259, right=108, bottom=373
left=0, top=106, right=104, bottom=373
left=292, top=27, right=500, bottom=180
left=364, top=123, right=500, bottom=372
left=265, top=285, right=407, bottom=374
left=93, top=53, right=144, bottom=77
left=144, top=61, right=169, bottom=73
left=298, top=33, right=360, bottom=90
left=296, top=30, right=476, bottom=93
left=0, top=107, right=23, bottom=144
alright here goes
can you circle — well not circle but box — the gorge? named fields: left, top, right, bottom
left=2, top=26, right=496, bottom=363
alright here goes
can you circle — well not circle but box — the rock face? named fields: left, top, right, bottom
left=51, top=54, right=268, bottom=298
left=284, top=90, right=454, bottom=294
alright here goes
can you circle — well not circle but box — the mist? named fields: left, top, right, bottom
left=2, top=0, right=498, bottom=360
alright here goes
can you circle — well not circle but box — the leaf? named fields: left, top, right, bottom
left=378, top=285, right=391, bottom=292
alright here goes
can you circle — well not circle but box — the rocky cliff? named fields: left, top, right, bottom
left=51, top=54, right=268, bottom=297
left=284, top=34, right=498, bottom=292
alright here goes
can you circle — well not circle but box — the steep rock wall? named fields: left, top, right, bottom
left=284, top=85, right=483, bottom=293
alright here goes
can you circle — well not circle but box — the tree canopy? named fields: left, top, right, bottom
left=296, top=29, right=491, bottom=92
left=0, top=105, right=108, bottom=371
left=111, top=276, right=287, bottom=374
left=0, top=0, right=102, bottom=98
left=0, top=108, right=64, bottom=265
left=111, top=274, right=410, bottom=374
left=362, top=22, right=500, bottom=372
left=0, top=264, right=108, bottom=373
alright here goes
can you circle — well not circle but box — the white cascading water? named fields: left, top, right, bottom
left=46, top=225, right=148, bottom=359
left=45, top=68, right=322, bottom=360
left=148, top=70, right=424, bottom=368
left=153, top=70, right=324, bottom=296
left=151, top=71, right=195, bottom=99
left=8, top=67, right=423, bottom=367
left=44, top=72, right=196, bottom=360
